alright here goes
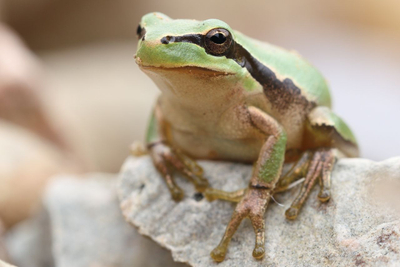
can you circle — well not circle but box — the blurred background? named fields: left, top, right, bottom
left=2, top=0, right=400, bottom=172
left=0, top=0, right=399, bottom=266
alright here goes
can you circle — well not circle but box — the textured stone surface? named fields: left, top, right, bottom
left=119, top=155, right=400, bottom=267
left=5, top=174, right=185, bottom=267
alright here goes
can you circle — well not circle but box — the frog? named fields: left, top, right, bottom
left=134, top=12, right=359, bottom=262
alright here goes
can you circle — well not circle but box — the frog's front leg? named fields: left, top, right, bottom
left=210, top=106, right=287, bottom=262
left=147, top=104, right=209, bottom=201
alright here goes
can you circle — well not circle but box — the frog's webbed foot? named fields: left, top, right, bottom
left=149, top=141, right=209, bottom=201
left=281, top=148, right=336, bottom=220
left=210, top=187, right=270, bottom=262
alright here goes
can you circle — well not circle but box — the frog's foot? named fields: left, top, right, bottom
left=210, top=187, right=270, bottom=262
left=149, top=141, right=209, bottom=201
left=285, top=148, right=335, bottom=220
left=275, top=151, right=313, bottom=193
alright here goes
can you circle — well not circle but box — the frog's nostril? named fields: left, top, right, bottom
left=161, top=36, right=175, bottom=44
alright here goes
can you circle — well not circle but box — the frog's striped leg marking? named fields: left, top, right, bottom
left=147, top=106, right=209, bottom=201
left=285, top=149, right=335, bottom=220
left=210, top=106, right=286, bottom=262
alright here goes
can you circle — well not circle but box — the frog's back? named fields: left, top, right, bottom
left=234, top=31, right=332, bottom=108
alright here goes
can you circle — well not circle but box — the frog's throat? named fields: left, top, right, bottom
left=158, top=33, right=316, bottom=111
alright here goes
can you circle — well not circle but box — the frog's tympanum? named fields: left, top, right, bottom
left=134, top=12, right=359, bottom=262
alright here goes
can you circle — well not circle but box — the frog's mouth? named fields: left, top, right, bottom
left=135, top=55, right=234, bottom=76
left=138, top=65, right=234, bottom=77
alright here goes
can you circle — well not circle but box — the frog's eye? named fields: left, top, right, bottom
left=137, top=24, right=146, bottom=40
left=205, top=28, right=232, bottom=56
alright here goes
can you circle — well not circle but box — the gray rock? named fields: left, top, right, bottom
left=118, top=155, right=400, bottom=267
left=6, top=174, right=185, bottom=267
left=4, top=208, right=53, bottom=267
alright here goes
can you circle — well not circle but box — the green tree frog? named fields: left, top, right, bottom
left=135, top=12, right=359, bottom=262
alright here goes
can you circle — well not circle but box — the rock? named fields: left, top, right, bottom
left=5, top=174, right=185, bottom=267
left=0, top=120, right=78, bottom=229
left=0, top=219, right=9, bottom=261
left=119, top=155, right=400, bottom=267
left=4, top=209, right=53, bottom=267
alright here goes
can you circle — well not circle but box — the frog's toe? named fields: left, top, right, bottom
left=285, top=206, right=299, bottom=220
left=194, top=177, right=209, bottom=192
left=164, top=149, right=210, bottom=193
left=204, top=187, right=246, bottom=203
left=149, top=142, right=211, bottom=200
left=210, top=245, right=227, bottom=262
left=170, top=186, right=184, bottom=202
left=204, top=188, right=219, bottom=202
left=318, top=188, right=331, bottom=202
left=252, top=245, right=265, bottom=260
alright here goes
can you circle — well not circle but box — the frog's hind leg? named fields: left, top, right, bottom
left=284, top=106, right=359, bottom=220
left=285, top=148, right=335, bottom=220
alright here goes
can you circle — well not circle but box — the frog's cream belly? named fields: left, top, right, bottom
left=164, top=105, right=307, bottom=162
left=169, top=129, right=265, bottom=162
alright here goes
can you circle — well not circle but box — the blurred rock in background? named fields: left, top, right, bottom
left=0, top=121, right=79, bottom=229
left=0, top=23, right=82, bottom=235
left=0, top=219, right=8, bottom=261
left=5, top=174, right=185, bottom=267
left=0, top=25, right=71, bottom=152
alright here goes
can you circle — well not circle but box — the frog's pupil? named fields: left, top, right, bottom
left=211, top=33, right=226, bottom=44
left=137, top=25, right=142, bottom=36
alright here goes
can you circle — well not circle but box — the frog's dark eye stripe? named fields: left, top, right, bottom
left=161, top=28, right=232, bottom=56
left=160, top=29, right=313, bottom=111
left=161, top=34, right=202, bottom=45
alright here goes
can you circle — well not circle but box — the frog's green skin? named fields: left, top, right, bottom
left=135, top=12, right=359, bottom=262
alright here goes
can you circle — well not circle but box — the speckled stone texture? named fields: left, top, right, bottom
left=118, top=155, right=400, bottom=267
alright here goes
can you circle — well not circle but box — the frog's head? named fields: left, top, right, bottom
left=135, top=13, right=256, bottom=105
